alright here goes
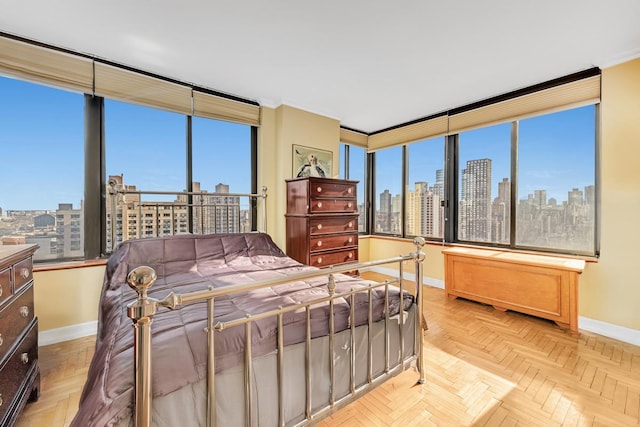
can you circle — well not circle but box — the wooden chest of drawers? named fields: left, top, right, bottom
left=0, top=244, right=40, bottom=427
left=285, top=177, right=359, bottom=268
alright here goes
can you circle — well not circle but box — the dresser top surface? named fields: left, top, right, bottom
left=286, top=176, right=359, bottom=185
left=0, top=244, right=39, bottom=265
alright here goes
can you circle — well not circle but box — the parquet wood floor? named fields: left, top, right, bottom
left=15, top=278, right=640, bottom=426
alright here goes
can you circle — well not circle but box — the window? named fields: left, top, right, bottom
left=406, top=137, right=445, bottom=239
left=0, top=75, right=84, bottom=261
left=105, top=100, right=186, bottom=191
left=340, top=143, right=367, bottom=232
left=374, top=146, right=403, bottom=235
left=457, top=123, right=511, bottom=244
left=377, top=105, right=597, bottom=256
left=105, top=100, right=186, bottom=249
left=516, top=105, right=596, bottom=253
left=192, top=117, right=252, bottom=234
left=103, top=102, right=255, bottom=251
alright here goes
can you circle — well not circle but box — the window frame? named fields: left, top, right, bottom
left=372, top=104, right=599, bottom=257
left=84, top=96, right=257, bottom=259
left=340, top=143, right=369, bottom=234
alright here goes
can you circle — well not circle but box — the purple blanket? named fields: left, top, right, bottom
left=71, top=233, right=413, bottom=427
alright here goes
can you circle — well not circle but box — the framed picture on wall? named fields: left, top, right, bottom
left=292, top=144, right=332, bottom=178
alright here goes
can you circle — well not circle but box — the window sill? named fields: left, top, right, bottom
left=366, top=234, right=599, bottom=263
left=34, top=258, right=107, bottom=273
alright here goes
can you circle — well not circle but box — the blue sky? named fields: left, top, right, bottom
left=0, top=76, right=251, bottom=211
left=379, top=105, right=595, bottom=202
left=0, top=75, right=595, bottom=211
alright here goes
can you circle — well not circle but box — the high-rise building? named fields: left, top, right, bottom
left=212, top=183, right=241, bottom=233
left=378, top=189, right=392, bottom=232
left=491, top=177, right=510, bottom=243
left=106, top=175, right=190, bottom=251
left=106, top=176, right=244, bottom=250
left=533, top=189, right=547, bottom=209
left=391, top=194, right=402, bottom=234
left=406, top=182, right=427, bottom=236
left=56, top=202, right=83, bottom=258
left=459, top=158, right=492, bottom=242
left=406, top=181, right=442, bottom=238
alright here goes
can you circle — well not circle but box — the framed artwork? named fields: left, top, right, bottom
left=292, top=144, right=332, bottom=178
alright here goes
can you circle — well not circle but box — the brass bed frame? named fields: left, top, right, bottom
left=107, top=182, right=426, bottom=426
left=107, top=178, right=269, bottom=253
left=126, top=237, right=426, bottom=427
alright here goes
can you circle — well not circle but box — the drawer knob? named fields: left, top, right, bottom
left=317, top=186, right=322, bottom=193
left=0, top=284, right=2, bottom=297
left=20, top=306, right=30, bottom=318
left=347, top=237, right=353, bottom=243
left=317, top=241, right=322, bottom=247
left=0, top=333, right=3, bottom=346
left=348, top=252, right=353, bottom=259
left=21, top=353, right=29, bottom=364
left=317, top=202, right=323, bottom=208
left=20, top=268, right=30, bottom=279
left=347, top=222, right=353, bottom=228
left=317, top=257, right=323, bottom=264
left=317, top=224, right=323, bottom=230
left=347, top=202, right=353, bottom=209
left=0, top=393, right=3, bottom=407
left=347, top=187, right=352, bottom=194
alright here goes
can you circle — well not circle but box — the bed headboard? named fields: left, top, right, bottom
left=106, top=179, right=267, bottom=254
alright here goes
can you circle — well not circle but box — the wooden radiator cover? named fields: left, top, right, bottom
left=442, top=247, right=585, bottom=334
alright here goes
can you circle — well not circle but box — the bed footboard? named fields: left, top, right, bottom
left=126, top=237, right=426, bottom=427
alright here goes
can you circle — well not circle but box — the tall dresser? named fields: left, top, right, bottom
left=285, top=177, right=359, bottom=268
left=0, top=244, right=40, bottom=427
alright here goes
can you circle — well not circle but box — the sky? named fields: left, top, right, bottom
left=0, top=75, right=595, bottom=211
left=0, top=76, right=251, bottom=211
left=377, top=105, right=596, bottom=202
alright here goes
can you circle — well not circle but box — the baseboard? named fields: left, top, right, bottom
left=37, top=283, right=640, bottom=349
left=578, top=316, right=640, bottom=347
left=39, top=320, right=97, bottom=346
left=369, top=266, right=640, bottom=347
left=369, top=266, right=444, bottom=289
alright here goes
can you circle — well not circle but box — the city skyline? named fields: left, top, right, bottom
left=378, top=157, right=595, bottom=252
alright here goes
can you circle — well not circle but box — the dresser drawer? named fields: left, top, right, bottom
left=309, top=216, right=357, bottom=235
left=13, top=258, right=33, bottom=293
left=0, top=285, right=34, bottom=362
left=310, top=181, right=356, bottom=198
left=309, top=198, right=357, bottom=213
left=0, top=320, right=38, bottom=425
left=0, top=267, right=11, bottom=307
left=310, top=249, right=358, bottom=267
left=310, top=234, right=358, bottom=253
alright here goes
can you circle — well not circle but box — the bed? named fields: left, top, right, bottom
left=70, top=232, right=425, bottom=427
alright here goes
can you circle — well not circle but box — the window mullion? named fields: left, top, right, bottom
left=510, top=121, right=518, bottom=248
left=444, top=134, right=458, bottom=243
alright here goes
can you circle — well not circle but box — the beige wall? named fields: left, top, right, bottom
left=260, top=105, right=341, bottom=248
left=33, top=266, right=105, bottom=331
left=579, top=57, right=640, bottom=329
left=368, top=237, right=445, bottom=281
left=32, top=58, right=640, bottom=336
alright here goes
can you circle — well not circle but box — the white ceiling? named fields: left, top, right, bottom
left=1, top=0, right=639, bottom=133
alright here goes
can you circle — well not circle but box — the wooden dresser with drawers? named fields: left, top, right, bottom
left=286, top=177, right=359, bottom=268
left=0, top=244, right=40, bottom=427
